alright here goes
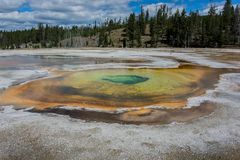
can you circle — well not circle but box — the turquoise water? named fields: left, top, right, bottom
left=102, top=75, right=149, bottom=85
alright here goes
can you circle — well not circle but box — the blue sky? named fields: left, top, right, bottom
left=17, top=0, right=239, bottom=12
left=129, top=0, right=240, bottom=13
left=0, top=0, right=239, bottom=30
left=18, top=2, right=33, bottom=13
left=17, top=0, right=239, bottom=14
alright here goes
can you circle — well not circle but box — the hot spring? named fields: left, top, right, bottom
left=0, top=51, right=239, bottom=124
left=0, top=65, right=220, bottom=112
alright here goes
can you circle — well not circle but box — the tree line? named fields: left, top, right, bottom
left=127, top=0, right=240, bottom=48
left=0, top=0, right=239, bottom=49
left=0, top=19, right=125, bottom=48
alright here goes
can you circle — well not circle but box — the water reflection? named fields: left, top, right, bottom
left=0, top=55, right=147, bottom=69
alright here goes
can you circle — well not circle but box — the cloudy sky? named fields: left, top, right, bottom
left=0, top=0, right=239, bottom=30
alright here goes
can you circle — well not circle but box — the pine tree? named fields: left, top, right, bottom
left=37, top=23, right=44, bottom=43
left=127, top=13, right=136, bottom=47
left=234, top=5, right=240, bottom=44
left=156, top=5, right=168, bottom=44
left=98, top=30, right=105, bottom=47
left=145, top=9, right=149, bottom=24
left=222, top=0, right=234, bottom=44
left=150, top=17, right=157, bottom=47
left=218, top=13, right=224, bottom=47
left=206, top=5, right=219, bottom=47
left=180, top=9, right=187, bottom=47
left=136, top=24, right=142, bottom=47
left=139, top=6, right=146, bottom=35
left=188, top=11, right=201, bottom=47
left=171, top=9, right=181, bottom=47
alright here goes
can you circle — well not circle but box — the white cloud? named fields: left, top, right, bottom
left=200, top=1, right=225, bottom=15
left=143, top=3, right=185, bottom=16
left=0, top=0, right=238, bottom=30
left=0, top=0, right=25, bottom=12
left=0, top=0, right=136, bottom=30
left=201, top=1, right=238, bottom=15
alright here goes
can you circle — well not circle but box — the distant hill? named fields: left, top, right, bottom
left=59, top=26, right=169, bottom=48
